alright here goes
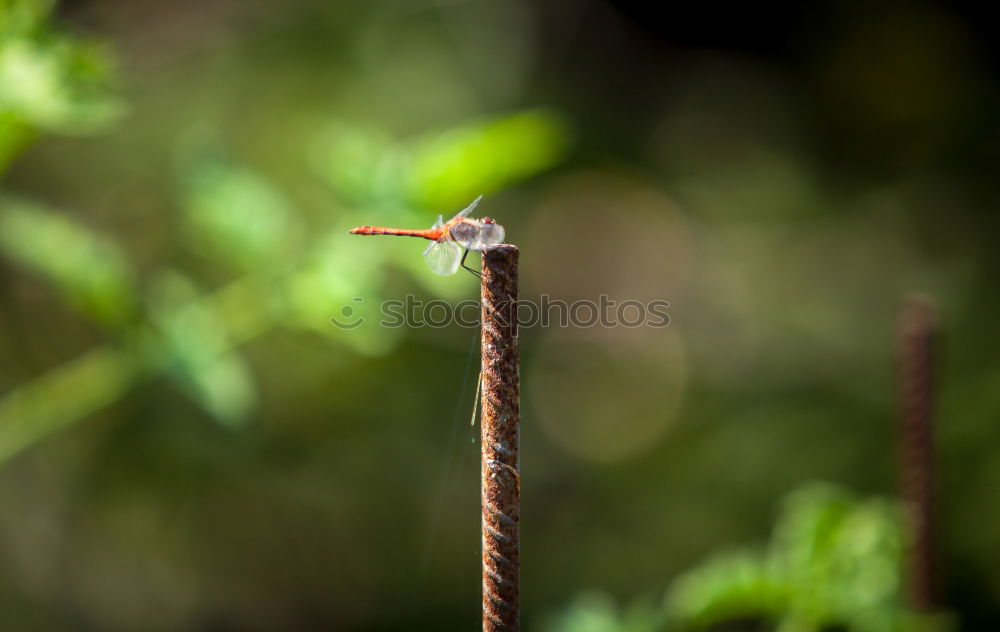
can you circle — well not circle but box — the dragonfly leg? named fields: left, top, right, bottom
left=460, top=248, right=481, bottom=279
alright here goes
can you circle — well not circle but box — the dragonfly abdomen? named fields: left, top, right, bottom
left=349, top=226, right=442, bottom=240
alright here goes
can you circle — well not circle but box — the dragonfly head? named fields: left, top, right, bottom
left=481, top=217, right=496, bottom=224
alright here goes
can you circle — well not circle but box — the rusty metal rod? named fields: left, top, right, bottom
left=480, top=245, right=520, bottom=632
left=895, top=295, right=938, bottom=612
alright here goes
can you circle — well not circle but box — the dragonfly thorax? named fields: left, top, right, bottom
left=449, top=219, right=505, bottom=251
left=450, top=221, right=479, bottom=247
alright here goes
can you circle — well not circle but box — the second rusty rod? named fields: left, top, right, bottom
left=480, top=245, right=520, bottom=632
left=896, top=295, right=939, bottom=612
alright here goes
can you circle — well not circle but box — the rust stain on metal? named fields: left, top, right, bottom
left=480, top=245, right=520, bottom=632
left=895, top=295, right=938, bottom=612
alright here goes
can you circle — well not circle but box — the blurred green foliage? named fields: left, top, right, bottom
left=0, top=345, right=133, bottom=462
left=312, top=109, right=569, bottom=210
left=546, top=484, right=952, bottom=632
left=667, top=484, right=908, bottom=632
left=144, top=270, right=255, bottom=426
left=405, top=109, right=570, bottom=209
left=0, top=195, right=136, bottom=327
left=0, top=0, right=120, bottom=170
left=179, top=151, right=298, bottom=272
left=543, top=592, right=664, bottom=632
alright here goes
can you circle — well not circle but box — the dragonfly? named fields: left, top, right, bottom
left=349, top=196, right=505, bottom=277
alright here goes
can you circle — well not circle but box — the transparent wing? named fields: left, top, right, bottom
left=422, top=239, right=463, bottom=275
left=448, top=195, right=483, bottom=222
left=451, top=220, right=505, bottom=251
left=474, top=222, right=505, bottom=250
left=449, top=222, right=479, bottom=249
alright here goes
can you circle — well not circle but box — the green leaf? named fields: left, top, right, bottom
left=0, top=195, right=137, bottom=328
left=145, top=271, right=256, bottom=427
left=310, top=120, right=396, bottom=203
left=311, top=109, right=571, bottom=211
left=0, top=0, right=122, bottom=135
left=406, top=109, right=571, bottom=210
left=543, top=592, right=662, bottom=632
left=178, top=153, right=298, bottom=271
left=0, top=346, right=135, bottom=463
left=666, top=483, right=910, bottom=632
left=667, top=549, right=787, bottom=627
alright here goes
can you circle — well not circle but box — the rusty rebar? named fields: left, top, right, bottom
left=895, top=295, right=938, bottom=612
left=480, top=245, right=520, bottom=632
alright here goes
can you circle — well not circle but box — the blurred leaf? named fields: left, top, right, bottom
left=0, top=109, right=35, bottom=173
left=284, top=227, right=407, bottom=356
left=0, top=195, right=137, bottom=328
left=543, top=592, right=663, bottom=632
left=312, top=109, right=570, bottom=211
left=0, top=346, right=134, bottom=463
left=145, top=271, right=255, bottom=427
left=0, top=0, right=122, bottom=146
left=0, top=0, right=56, bottom=30
left=310, top=121, right=396, bottom=203
left=179, top=153, right=297, bottom=271
left=667, top=483, right=916, bottom=632
left=772, top=485, right=904, bottom=628
left=667, top=550, right=788, bottom=628
left=406, top=109, right=570, bottom=210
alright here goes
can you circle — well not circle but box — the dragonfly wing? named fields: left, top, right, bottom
left=449, top=195, right=483, bottom=221
left=449, top=221, right=479, bottom=249
left=423, top=239, right=463, bottom=275
left=450, top=219, right=505, bottom=251
left=471, top=222, right=505, bottom=250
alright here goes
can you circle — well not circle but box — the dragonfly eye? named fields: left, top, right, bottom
left=477, top=222, right=505, bottom=247
left=481, top=217, right=496, bottom=224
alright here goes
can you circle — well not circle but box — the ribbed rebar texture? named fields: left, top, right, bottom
left=480, top=245, right=520, bottom=632
left=895, top=295, right=938, bottom=612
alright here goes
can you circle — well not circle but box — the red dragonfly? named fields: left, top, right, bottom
left=349, top=196, right=505, bottom=276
